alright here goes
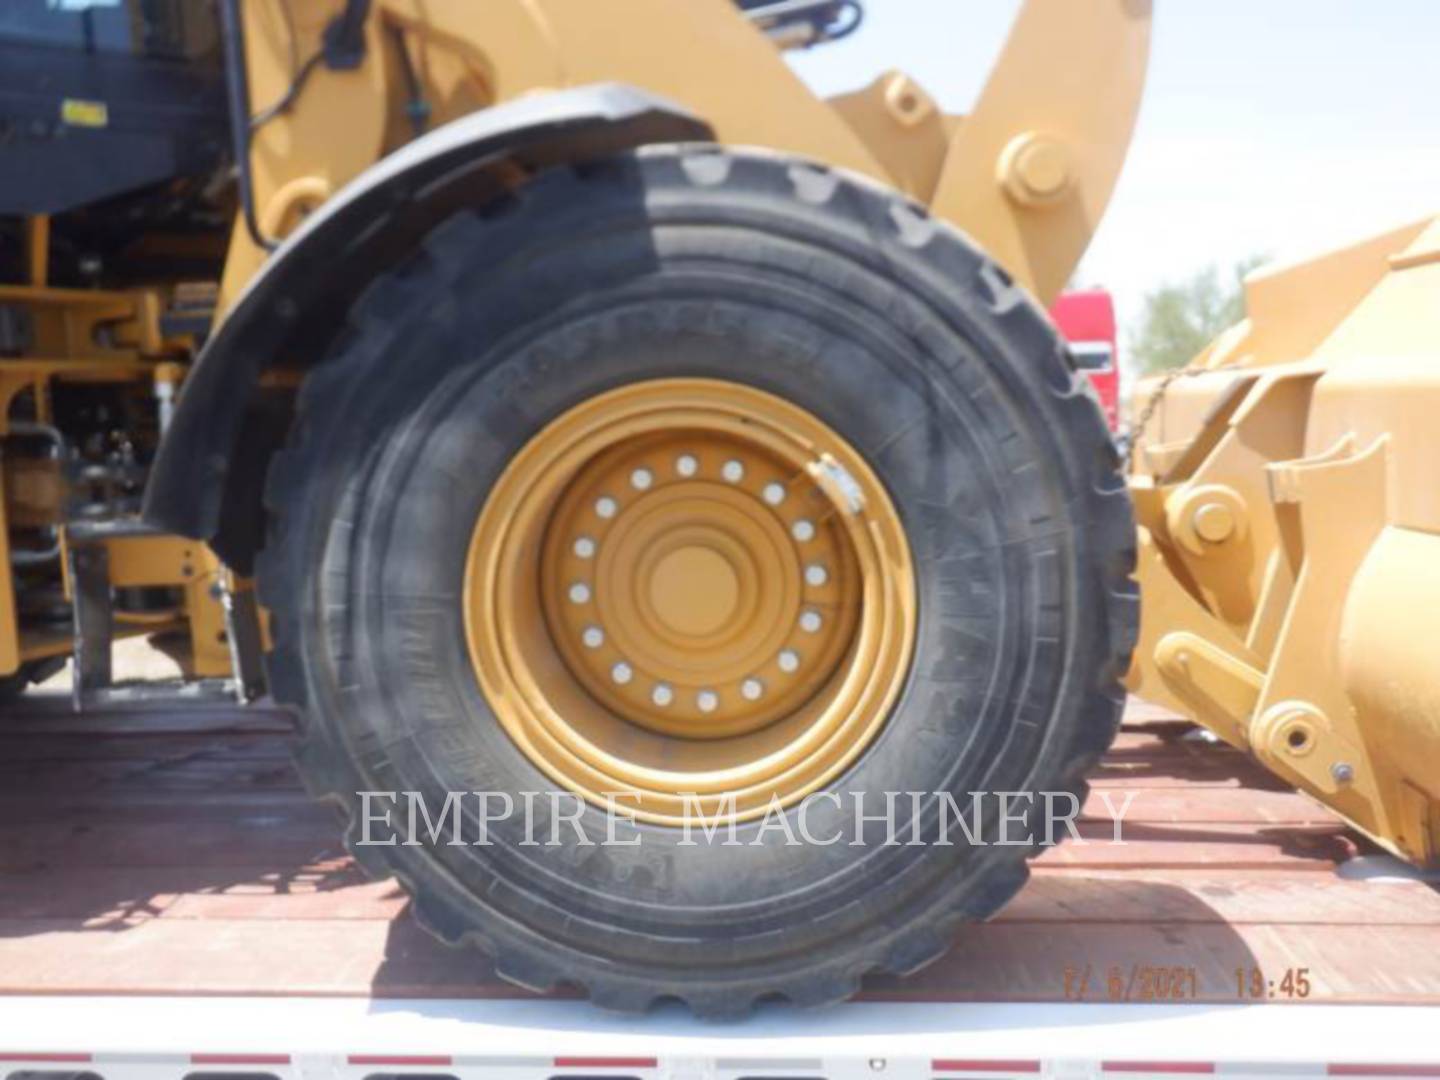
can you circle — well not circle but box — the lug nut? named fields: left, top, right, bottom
left=697, top=689, right=720, bottom=713
left=676, top=453, right=699, bottom=478
left=778, top=649, right=800, bottom=673
left=630, top=467, right=653, bottom=491
left=573, top=536, right=597, bottom=559
left=763, top=482, right=786, bottom=506
left=722, top=459, right=745, bottom=483
left=611, top=661, right=633, bottom=685
left=799, top=609, right=822, bottom=633
left=792, top=519, right=816, bottom=542
left=741, top=677, right=764, bottom=701
left=568, top=582, right=592, bottom=604
left=651, top=682, right=674, bottom=707
left=805, top=563, right=829, bottom=587
left=595, top=496, right=618, bottom=519
left=581, top=625, right=605, bottom=649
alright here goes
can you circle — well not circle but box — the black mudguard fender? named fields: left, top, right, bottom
left=142, top=83, right=710, bottom=569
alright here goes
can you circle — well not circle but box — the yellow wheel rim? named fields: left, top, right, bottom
left=463, top=379, right=916, bottom=826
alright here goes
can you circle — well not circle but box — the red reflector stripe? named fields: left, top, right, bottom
left=933, top=1061, right=1043, bottom=1074
left=0, top=1053, right=93, bottom=1063
left=1329, top=1069, right=1440, bottom=1078
left=1103, top=1065, right=1215, bottom=1075
left=348, top=1054, right=455, bottom=1066
left=191, top=1053, right=292, bottom=1065
left=555, top=1057, right=658, bottom=1068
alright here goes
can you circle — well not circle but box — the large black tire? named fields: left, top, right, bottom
left=257, top=145, right=1137, bottom=1016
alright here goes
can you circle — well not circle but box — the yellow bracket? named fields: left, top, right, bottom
left=1154, top=630, right=1264, bottom=749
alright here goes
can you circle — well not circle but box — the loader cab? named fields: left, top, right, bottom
left=0, top=0, right=229, bottom=272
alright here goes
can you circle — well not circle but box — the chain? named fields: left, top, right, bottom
left=1120, top=363, right=1205, bottom=469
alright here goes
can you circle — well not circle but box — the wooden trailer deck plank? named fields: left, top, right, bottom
left=0, top=694, right=1437, bottom=1005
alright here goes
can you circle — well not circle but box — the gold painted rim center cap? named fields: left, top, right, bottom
left=648, top=545, right=738, bottom=637
left=462, top=379, right=916, bottom=826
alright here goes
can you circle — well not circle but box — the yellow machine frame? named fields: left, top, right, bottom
left=223, top=0, right=1150, bottom=304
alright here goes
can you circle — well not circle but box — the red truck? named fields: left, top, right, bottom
left=1051, top=288, right=1121, bottom=431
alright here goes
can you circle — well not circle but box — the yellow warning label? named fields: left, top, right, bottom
left=61, top=98, right=109, bottom=128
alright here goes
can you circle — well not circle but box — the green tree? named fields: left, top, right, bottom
left=1129, top=256, right=1266, bottom=374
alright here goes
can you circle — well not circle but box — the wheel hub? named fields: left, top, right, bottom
left=464, top=379, right=915, bottom=825
left=544, top=432, right=860, bottom=741
left=648, top=544, right=736, bottom=636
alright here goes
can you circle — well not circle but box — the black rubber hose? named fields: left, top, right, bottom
left=218, top=0, right=277, bottom=253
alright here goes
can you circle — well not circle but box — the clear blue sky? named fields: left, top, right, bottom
left=789, top=0, right=1440, bottom=368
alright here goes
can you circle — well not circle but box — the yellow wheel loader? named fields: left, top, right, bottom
left=1125, top=215, right=1440, bottom=870
left=39, top=0, right=1440, bottom=1016
left=0, top=0, right=1149, bottom=1012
